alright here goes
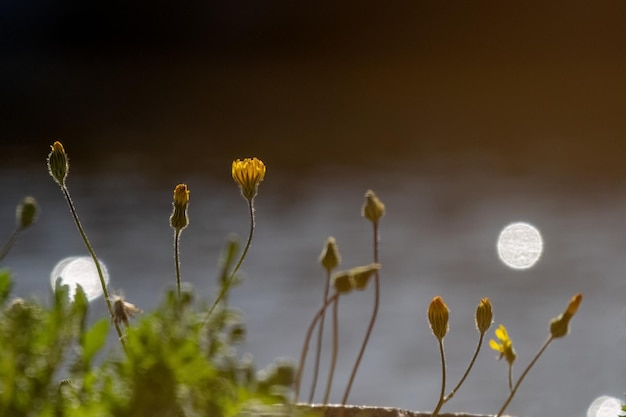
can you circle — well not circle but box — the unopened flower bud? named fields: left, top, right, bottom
left=351, top=263, right=381, bottom=290
left=319, top=237, right=341, bottom=272
left=332, top=271, right=354, bottom=294
left=16, top=196, right=38, bottom=230
left=47, top=141, right=69, bottom=186
left=362, top=190, right=385, bottom=224
left=428, top=296, right=449, bottom=340
left=550, top=293, right=583, bottom=338
left=475, top=297, right=493, bottom=334
left=170, top=184, right=190, bottom=230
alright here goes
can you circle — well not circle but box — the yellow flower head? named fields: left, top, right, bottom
left=489, top=324, right=516, bottom=365
left=232, top=157, right=266, bottom=201
left=170, top=184, right=190, bottom=231
left=47, top=141, right=69, bottom=186
left=428, top=296, right=449, bottom=341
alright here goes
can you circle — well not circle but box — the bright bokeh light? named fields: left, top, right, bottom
left=497, top=222, right=543, bottom=269
left=50, top=256, right=109, bottom=301
left=587, top=396, right=624, bottom=417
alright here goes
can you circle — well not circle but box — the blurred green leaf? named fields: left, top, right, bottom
left=0, top=269, right=12, bottom=305
left=81, top=318, right=109, bottom=365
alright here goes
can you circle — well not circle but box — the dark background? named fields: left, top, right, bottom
left=4, top=1, right=626, bottom=179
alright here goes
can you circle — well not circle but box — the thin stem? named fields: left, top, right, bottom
left=342, top=220, right=380, bottom=405
left=431, top=338, right=447, bottom=417
left=0, top=228, right=20, bottom=262
left=174, top=228, right=182, bottom=298
left=507, top=364, right=513, bottom=393
left=496, top=336, right=554, bottom=417
left=323, top=295, right=340, bottom=405
left=61, top=186, right=125, bottom=349
left=443, top=332, right=484, bottom=403
left=309, top=269, right=331, bottom=403
left=206, top=199, right=255, bottom=319
left=294, top=292, right=339, bottom=404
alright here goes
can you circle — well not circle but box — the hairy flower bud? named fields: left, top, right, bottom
left=428, top=296, right=449, bottom=341
left=362, top=190, right=385, bottom=224
left=550, top=293, right=583, bottom=338
left=475, top=297, right=493, bottom=334
left=16, top=196, right=39, bottom=230
left=47, top=141, right=69, bottom=186
left=319, top=237, right=341, bottom=272
left=170, top=184, right=190, bottom=231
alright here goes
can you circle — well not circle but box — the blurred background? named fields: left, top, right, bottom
left=2, top=2, right=626, bottom=416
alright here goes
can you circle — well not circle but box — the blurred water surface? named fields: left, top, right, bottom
left=2, top=161, right=626, bottom=417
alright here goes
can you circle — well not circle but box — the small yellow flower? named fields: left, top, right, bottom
left=428, top=296, right=449, bottom=341
left=232, top=157, right=266, bottom=201
left=489, top=324, right=516, bottom=365
left=47, top=141, right=69, bottom=186
left=475, top=297, right=493, bottom=334
left=170, top=184, right=190, bottom=230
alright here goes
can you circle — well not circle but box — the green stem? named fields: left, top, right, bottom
left=443, top=332, right=484, bottom=403
left=309, top=269, right=331, bottom=403
left=294, top=292, right=339, bottom=404
left=174, top=228, right=182, bottom=298
left=496, top=336, right=554, bottom=417
left=61, top=186, right=125, bottom=349
left=342, top=220, right=380, bottom=405
left=0, top=228, right=20, bottom=263
left=431, top=338, right=447, bottom=417
left=206, top=198, right=255, bottom=319
left=323, top=295, right=339, bottom=405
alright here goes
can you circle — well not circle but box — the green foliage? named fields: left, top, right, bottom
left=0, top=272, right=294, bottom=417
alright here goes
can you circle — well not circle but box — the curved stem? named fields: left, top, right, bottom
left=444, top=332, right=484, bottom=403
left=174, top=229, right=182, bottom=298
left=0, top=228, right=20, bottom=262
left=342, top=220, right=380, bottom=405
left=206, top=198, right=255, bottom=318
left=496, top=336, right=554, bottom=417
left=309, top=269, right=331, bottom=403
left=431, top=338, right=447, bottom=417
left=61, top=186, right=125, bottom=349
left=294, top=292, right=339, bottom=403
left=323, top=295, right=339, bottom=405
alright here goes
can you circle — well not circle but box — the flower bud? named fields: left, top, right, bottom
left=170, top=184, right=190, bottom=231
left=332, top=271, right=354, bottom=294
left=362, top=190, right=385, bottom=224
left=351, top=263, right=381, bottom=290
left=549, top=293, right=583, bottom=338
left=16, top=196, right=38, bottom=230
left=428, top=296, right=449, bottom=340
left=111, top=295, right=142, bottom=327
left=475, top=297, right=493, bottom=334
left=47, top=141, right=69, bottom=186
left=319, top=237, right=341, bottom=272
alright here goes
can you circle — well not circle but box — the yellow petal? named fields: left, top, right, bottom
left=489, top=339, right=503, bottom=352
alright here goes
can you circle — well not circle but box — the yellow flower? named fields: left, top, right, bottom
left=566, top=293, right=582, bottom=315
left=489, top=324, right=516, bottom=365
left=232, top=157, right=266, bottom=201
left=428, top=296, right=449, bottom=341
